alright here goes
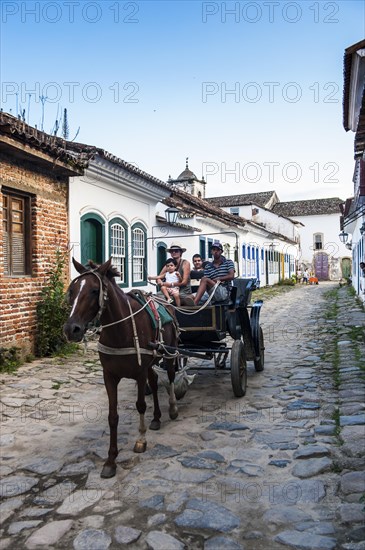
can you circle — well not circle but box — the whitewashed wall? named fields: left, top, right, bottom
left=292, top=213, right=351, bottom=280
left=69, top=156, right=170, bottom=284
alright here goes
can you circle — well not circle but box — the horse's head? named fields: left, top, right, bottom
left=63, top=258, right=113, bottom=342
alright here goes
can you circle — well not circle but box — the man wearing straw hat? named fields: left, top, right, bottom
left=157, top=243, right=194, bottom=305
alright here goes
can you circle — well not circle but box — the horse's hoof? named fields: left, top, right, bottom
left=149, top=419, right=161, bottom=431
left=169, top=408, right=178, bottom=420
left=100, top=464, right=116, bottom=478
left=133, top=440, right=147, bottom=453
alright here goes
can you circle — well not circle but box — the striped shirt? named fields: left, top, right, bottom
left=204, top=257, right=235, bottom=288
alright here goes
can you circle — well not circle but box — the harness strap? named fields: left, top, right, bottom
left=97, top=342, right=155, bottom=356
left=127, top=299, right=142, bottom=366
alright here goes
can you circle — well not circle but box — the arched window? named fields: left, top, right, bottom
left=132, top=223, right=147, bottom=286
left=313, top=233, right=323, bottom=250
left=109, top=218, right=128, bottom=286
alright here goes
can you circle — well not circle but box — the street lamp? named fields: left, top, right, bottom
left=338, top=230, right=349, bottom=244
left=165, top=206, right=179, bottom=225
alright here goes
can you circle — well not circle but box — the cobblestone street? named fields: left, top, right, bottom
left=0, top=282, right=364, bottom=550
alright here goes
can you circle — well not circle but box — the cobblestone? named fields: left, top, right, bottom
left=0, top=282, right=364, bottom=548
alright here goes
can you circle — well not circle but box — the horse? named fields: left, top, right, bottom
left=63, top=258, right=180, bottom=478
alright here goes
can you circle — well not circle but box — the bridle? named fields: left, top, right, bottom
left=70, top=269, right=107, bottom=325
left=69, top=269, right=153, bottom=331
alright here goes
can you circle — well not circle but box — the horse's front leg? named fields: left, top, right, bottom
left=166, top=358, right=178, bottom=420
left=101, top=370, right=119, bottom=479
left=148, top=366, right=161, bottom=431
left=134, top=376, right=147, bottom=453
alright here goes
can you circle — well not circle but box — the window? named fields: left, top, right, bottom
left=132, top=224, right=147, bottom=285
left=230, top=207, right=239, bottom=216
left=314, top=233, right=323, bottom=250
left=207, top=238, right=213, bottom=259
left=268, top=248, right=274, bottom=274
left=2, top=188, right=31, bottom=276
left=242, top=244, right=246, bottom=276
left=261, top=248, right=264, bottom=274
left=251, top=247, right=255, bottom=276
left=199, top=237, right=206, bottom=259
left=109, top=218, right=127, bottom=286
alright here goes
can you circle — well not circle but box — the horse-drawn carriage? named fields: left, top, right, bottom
left=174, top=277, right=264, bottom=397
left=64, top=258, right=265, bottom=478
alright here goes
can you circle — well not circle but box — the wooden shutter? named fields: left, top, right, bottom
left=11, top=197, right=25, bottom=275
left=2, top=194, right=9, bottom=275
left=2, top=192, right=27, bottom=276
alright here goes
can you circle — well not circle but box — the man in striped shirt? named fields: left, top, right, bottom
left=193, top=241, right=235, bottom=304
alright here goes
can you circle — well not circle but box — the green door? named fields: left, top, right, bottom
left=341, top=258, right=351, bottom=279
left=81, top=216, right=104, bottom=265
left=157, top=243, right=167, bottom=274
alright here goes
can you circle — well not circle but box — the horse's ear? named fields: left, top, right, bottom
left=98, top=258, right=113, bottom=277
left=72, top=257, right=88, bottom=274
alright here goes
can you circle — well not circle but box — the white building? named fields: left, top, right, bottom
left=342, top=39, right=365, bottom=301
left=68, top=146, right=171, bottom=285
left=272, top=198, right=351, bottom=281
left=162, top=168, right=300, bottom=286
left=205, top=190, right=351, bottom=281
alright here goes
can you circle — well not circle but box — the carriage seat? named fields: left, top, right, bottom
left=232, top=278, right=259, bottom=307
left=210, top=278, right=259, bottom=307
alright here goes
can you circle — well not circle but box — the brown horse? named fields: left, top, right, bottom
left=64, top=258, right=179, bottom=478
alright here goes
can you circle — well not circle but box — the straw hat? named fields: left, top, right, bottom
left=166, top=243, right=186, bottom=253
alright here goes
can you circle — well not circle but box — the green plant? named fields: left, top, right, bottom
left=0, top=347, right=22, bottom=373
left=36, top=249, right=71, bottom=357
left=347, top=285, right=356, bottom=296
left=277, top=278, right=295, bottom=286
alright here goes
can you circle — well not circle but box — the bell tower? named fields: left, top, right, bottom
left=168, top=158, right=206, bottom=199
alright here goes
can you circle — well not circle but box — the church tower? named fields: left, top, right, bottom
left=168, top=158, right=206, bottom=199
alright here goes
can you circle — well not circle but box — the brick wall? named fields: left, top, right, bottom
left=0, top=153, right=69, bottom=357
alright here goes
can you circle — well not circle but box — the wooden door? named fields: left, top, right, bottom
left=314, top=253, right=329, bottom=280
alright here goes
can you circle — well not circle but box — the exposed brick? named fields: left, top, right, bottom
left=1, top=153, right=71, bottom=357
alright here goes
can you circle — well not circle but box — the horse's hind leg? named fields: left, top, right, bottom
left=148, top=366, right=161, bottom=431
left=166, top=358, right=178, bottom=421
left=134, top=377, right=147, bottom=453
left=101, top=370, right=119, bottom=479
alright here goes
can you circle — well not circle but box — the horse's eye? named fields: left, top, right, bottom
left=91, top=288, right=99, bottom=296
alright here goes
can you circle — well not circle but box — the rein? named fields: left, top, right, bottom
left=72, top=269, right=178, bottom=364
left=71, top=269, right=153, bottom=330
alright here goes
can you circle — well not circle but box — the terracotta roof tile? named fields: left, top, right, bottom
left=0, top=111, right=86, bottom=171
left=272, top=198, right=344, bottom=217
left=206, top=191, right=278, bottom=208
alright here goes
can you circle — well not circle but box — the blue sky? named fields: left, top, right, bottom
left=1, top=0, right=364, bottom=201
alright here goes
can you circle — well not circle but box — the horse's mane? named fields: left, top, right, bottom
left=87, top=260, right=121, bottom=282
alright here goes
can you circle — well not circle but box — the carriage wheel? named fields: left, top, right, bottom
left=253, top=326, right=265, bottom=372
left=230, top=340, right=247, bottom=397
